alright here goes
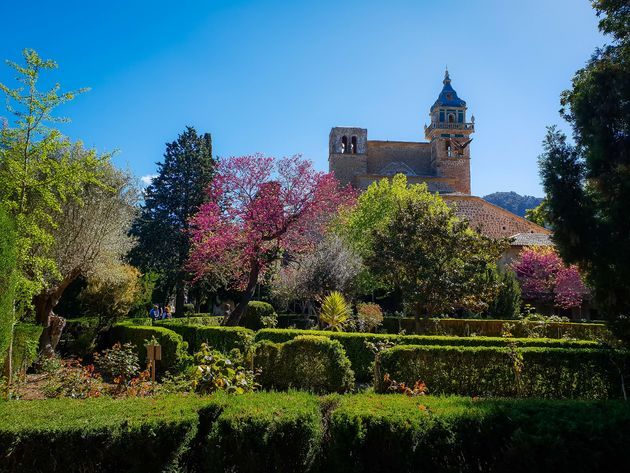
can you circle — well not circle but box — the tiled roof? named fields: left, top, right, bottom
left=510, top=232, right=554, bottom=247
left=433, top=70, right=466, bottom=108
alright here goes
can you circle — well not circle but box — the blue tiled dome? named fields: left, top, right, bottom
left=433, top=70, right=466, bottom=108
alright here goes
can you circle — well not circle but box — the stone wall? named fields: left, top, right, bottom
left=366, top=141, right=433, bottom=175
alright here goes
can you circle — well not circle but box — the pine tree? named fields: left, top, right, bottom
left=130, top=126, right=215, bottom=316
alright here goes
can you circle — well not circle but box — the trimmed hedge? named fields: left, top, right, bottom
left=255, top=328, right=599, bottom=382
left=241, top=301, right=277, bottom=330
left=107, top=324, right=191, bottom=372
left=323, top=394, right=630, bottom=473
left=253, top=336, right=355, bottom=393
left=0, top=396, right=207, bottom=472
left=382, top=317, right=610, bottom=340
left=154, top=316, right=222, bottom=327
left=375, top=344, right=629, bottom=399
left=158, top=323, right=254, bottom=355
left=195, top=392, right=323, bottom=472
left=3, top=394, right=630, bottom=472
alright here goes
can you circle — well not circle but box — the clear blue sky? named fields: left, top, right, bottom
left=1, top=0, right=604, bottom=196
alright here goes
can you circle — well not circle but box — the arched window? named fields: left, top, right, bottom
left=446, top=141, right=452, bottom=157
left=341, top=136, right=348, bottom=154
left=351, top=136, right=357, bottom=154
left=448, top=113, right=455, bottom=124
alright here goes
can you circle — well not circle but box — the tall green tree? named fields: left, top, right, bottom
left=538, top=2, right=630, bottom=339
left=368, top=190, right=506, bottom=321
left=130, top=126, right=215, bottom=316
left=0, top=49, right=107, bottom=352
left=0, top=206, right=18, bottom=382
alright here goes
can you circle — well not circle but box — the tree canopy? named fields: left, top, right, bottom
left=129, top=126, right=215, bottom=315
left=189, top=154, right=354, bottom=325
left=538, top=1, right=630, bottom=336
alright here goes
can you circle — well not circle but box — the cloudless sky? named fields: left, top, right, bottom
left=1, top=0, right=605, bottom=196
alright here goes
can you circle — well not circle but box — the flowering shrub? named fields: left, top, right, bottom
left=93, top=342, right=140, bottom=383
left=44, top=360, right=105, bottom=399
left=512, top=247, right=588, bottom=309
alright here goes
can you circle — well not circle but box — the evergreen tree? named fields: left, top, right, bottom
left=0, top=206, right=18, bottom=381
left=130, top=126, right=215, bottom=316
left=538, top=2, right=630, bottom=340
left=485, top=268, right=522, bottom=319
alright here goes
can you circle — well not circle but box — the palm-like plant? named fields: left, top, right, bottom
left=319, top=291, right=351, bottom=331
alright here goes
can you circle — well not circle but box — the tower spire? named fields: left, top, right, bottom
left=444, top=67, right=451, bottom=85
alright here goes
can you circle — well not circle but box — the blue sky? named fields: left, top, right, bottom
left=1, top=0, right=604, bottom=196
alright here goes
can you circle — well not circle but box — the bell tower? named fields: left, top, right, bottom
left=424, top=69, right=474, bottom=194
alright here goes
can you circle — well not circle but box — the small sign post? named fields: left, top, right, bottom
left=145, top=343, right=162, bottom=383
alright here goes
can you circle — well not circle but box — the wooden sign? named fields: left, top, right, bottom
left=145, top=344, right=162, bottom=382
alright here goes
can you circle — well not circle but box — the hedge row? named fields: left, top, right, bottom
left=382, top=317, right=609, bottom=340
left=253, top=336, right=355, bottom=393
left=154, top=316, right=222, bottom=327
left=107, top=323, right=191, bottom=372
left=3, top=393, right=630, bottom=472
left=153, top=322, right=254, bottom=354
left=376, top=344, right=629, bottom=399
left=254, top=328, right=599, bottom=382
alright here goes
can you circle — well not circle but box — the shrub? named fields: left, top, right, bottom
left=0, top=396, right=206, bottom=472
left=58, top=317, right=100, bottom=358
left=7, top=324, right=43, bottom=375
left=93, top=342, right=140, bottom=383
left=196, top=392, right=323, bottom=473
left=356, top=303, right=384, bottom=332
left=253, top=335, right=354, bottom=393
left=254, top=328, right=599, bottom=383
left=157, top=324, right=254, bottom=355
left=106, top=324, right=191, bottom=373
left=241, top=301, right=277, bottom=330
left=154, top=316, right=222, bottom=327
left=485, top=268, right=521, bottom=319
left=323, top=394, right=630, bottom=473
left=382, top=317, right=610, bottom=340
left=375, top=344, right=628, bottom=399
left=319, top=292, right=351, bottom=331
left=191, top=343, right=258, bottom=394
left=182, top=303, right=195, bottom=317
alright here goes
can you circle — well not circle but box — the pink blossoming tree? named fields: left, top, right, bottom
left=512, top=246, right=587, bottom=310
left=188, top=154, right=354, bottom=325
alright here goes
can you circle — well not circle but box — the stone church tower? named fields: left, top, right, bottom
left=328, top=70, right=474, bottom=194
left=424, top=69, right=474, bottom=194
left=328, top=70, right=550, bottom=240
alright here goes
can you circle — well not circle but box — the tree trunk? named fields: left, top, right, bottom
left=33, top=272, right=79, bottom=357
left=223, top=263, right=260, bottom=326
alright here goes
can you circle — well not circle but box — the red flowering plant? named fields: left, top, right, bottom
left=188, top=154, right=355, bottom=326
left=512, top=247, right=588, bottom=310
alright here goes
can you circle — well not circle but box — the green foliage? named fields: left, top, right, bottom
left=154, top=316, right=222, bottom=327
left=242, top=301, right=277, bottom=330
left=182, top=303, right=195, bottom=316
left=191, top=343, right=258, bottom=394
left=7, top=324, right=43, bottom=375
left=319, top=292, right=351, bottom=331
left=324, top=394, right=630, bottom=473
left=538, top=3, right=630, bottom=341
left=57, top=317, right=100, bottom=357
left=127, top=271, right=159, bottom=318
left=0, top=396, right=207, bottom=472
left=375, top=344, right=628, bottom=398
left=381, top=316, right=609, bottom=340
left=3, top=394, right=630, bottom=472
left=255, top=328, right=599, bottom=383
left=107, top=323, right=191, bottom=372
left=151, top=322, right=254, bottom=355
left=129, top=126, right=216, bottom=315
left=196, top=392, right=324, bottom=473
left=0, top=207, right=17, bottom=365
left=524, top=197, right=551, bottom=227
left=484, top=268, right=522, bottom=319
left=367, top=181, right=507, bottom=316
left=93, top=342, right=140, bottom=383
left=253, top=335, right=355, bottom=393
left=79, top=264, right=141, bottom=321
left=0, top=49, right=106, bottom=311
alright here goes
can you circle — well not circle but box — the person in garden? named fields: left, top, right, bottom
left=149, top=305, right=159, bottom=320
